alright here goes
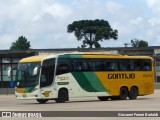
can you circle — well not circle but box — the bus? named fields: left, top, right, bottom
left=8, top=52, right=154, bottom=103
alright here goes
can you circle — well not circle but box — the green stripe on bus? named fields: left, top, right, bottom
left=83, top=72, right=109, bottom=92
left=24, top=87, right=35, bottom=93
left=72, top=72, right=98, bottom=92
left=58, top=54, right=83, bottom=58
left=72, top=72, right=108, bottom=92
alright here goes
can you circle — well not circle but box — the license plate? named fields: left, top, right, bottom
left=22, top=94, right=27, bottom=98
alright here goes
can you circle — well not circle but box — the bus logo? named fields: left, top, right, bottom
left=42, top=91, right=51, bottom=97
left=108, top=73, right=135, bottom=79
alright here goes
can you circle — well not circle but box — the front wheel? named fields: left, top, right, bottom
left=36, top=99, right=48, bottom=104
left=55, top=89, right=68, bottom=103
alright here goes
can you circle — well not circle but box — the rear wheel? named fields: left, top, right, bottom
left=129, top=87, right=138, bottom=99
left=55, top=89, right=68, bottom=103
left=119, top=87, right=128, bottom=100
left=98, top=96, right=109, bottom=101
left=36, top=99, right=48, bottom=104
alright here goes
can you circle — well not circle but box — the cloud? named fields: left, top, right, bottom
left=105, top=1, right=124, bottom=14
left=0, top=34, right=17, bottom=49
left=0, top=0, right=160, bottom=49
left=145, top=0, right=160, bottom=14
left=32, top=3, right=72, bottom=22
left=148, top=17, right=160, bottom=26
left=42, top=3, right=72, bottom=19
left=130, top=17, right=144, bottom=25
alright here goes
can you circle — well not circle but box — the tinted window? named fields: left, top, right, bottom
left=56, top=58, right=72, bottom=75
left=119, top=59, right=130, bottom=71
left=88, top=59, right=103, bottom=71
left=104, top=59, right=119, bottom=71
left=40, top=58, right=55, bottom=87
left=73, top=59, right=90, bottom=71
left=141, top=59, right=152, bottom=71
left=130, top=59, right=152, bottom=71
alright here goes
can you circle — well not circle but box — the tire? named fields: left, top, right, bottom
left=128, top=87, right=138, bottom=99
left=55, top=89, right=68, bottom=103
left=36, top=99, right=48, bottom=104
left=119, top=87, right=128, bottom=100
left=98, top=96, right=109, bottom=101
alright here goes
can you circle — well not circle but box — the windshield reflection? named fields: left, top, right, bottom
left=16, top=62, right=40, bottom=88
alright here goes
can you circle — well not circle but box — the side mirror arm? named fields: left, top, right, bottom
left=8, top=69, right=11, bottom=78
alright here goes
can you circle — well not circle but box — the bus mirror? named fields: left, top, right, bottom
left=8, top=69, right=11, bottom=78
left=33, top=67, right=39, bottom=76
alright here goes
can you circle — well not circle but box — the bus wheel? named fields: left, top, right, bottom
left=55, top=89, right=68, bottom=103
left=36, top=99, right=48, bottom=104
left=119, top=87, right=128, bottom=100
left=129, top=87, right=138, bottom=99
left=98, top=96, right=109, bottom=101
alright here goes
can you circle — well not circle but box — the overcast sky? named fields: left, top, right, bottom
left=0, top=0, right=160, bottom=49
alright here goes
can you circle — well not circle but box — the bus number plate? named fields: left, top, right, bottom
left=22, top=94, right=27, bottom=98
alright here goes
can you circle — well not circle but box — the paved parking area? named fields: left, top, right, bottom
left=0, top=89, right=160, bottom=120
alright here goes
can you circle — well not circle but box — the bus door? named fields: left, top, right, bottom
left=39, top=59, right=56, bottom=99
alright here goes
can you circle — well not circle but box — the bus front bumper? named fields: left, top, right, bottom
left=15, top=91, right=41, bottom=100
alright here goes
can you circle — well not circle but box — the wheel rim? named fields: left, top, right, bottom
left=57, top=89, right=68, bottom=103
left=129, top=87, right=138, bottom=99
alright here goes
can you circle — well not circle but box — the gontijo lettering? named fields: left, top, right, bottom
left=108, top=73, right=135, bottom=79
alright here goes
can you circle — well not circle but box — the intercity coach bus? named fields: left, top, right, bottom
left=8, top=52, right=154, bottom=103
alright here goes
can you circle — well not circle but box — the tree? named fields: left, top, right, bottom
left=10, top=36, right=31, bottom=50
left=131, top=39, right=148, bottom=47
left=138, top=40, right=148, bottom=47
left=131, top=39, right=139, bottom=47
left=67, top=19, right=118, bottom=48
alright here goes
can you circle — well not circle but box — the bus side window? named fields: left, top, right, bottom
left=88, top=59, right=103, bottom=71
left=142, top=60, right=152, bottom=71
left=57, top=64, right=69, bottom=75
left=73, top=59, right=90, bottom=71
left=56, top=58, right=72, bottom=75
left=82, top=60, right=89, bottom=71
left=104, top=60, right=118, bottom=71
left=130, top=59, right=151, bottom=71
left=130, top=59, right=141, bottom=71
left=73, top=62, right=82, bottom=71
left=119, top=60, right=129, bottom=71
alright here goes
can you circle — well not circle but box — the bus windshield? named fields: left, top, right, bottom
left=16, top=62, right=41, bottom=88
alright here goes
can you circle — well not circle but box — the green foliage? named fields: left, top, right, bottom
left=131, top=39, right=148, bottom=47
left=67, top=19, right=118, bottom=48
left=10, top=36, right=31, bottom=50
left=138, top=40, right=148, bottom=47
left=131, top=39, right=139, bottom=47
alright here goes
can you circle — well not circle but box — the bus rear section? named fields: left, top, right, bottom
left=53, top=54, right=154, bottom=102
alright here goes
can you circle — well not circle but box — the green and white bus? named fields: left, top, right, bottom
left=9, top=52, right=154, bottom=103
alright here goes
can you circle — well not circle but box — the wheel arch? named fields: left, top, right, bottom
left=120, top=86, right=129, bottom=92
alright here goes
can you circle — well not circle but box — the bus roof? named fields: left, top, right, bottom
left=19, top=55, right=51, bottom=63
left=57, top=53, right=152, bottom=59
left=19, top=52, right=153, bottom=63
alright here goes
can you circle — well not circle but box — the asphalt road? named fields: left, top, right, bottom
left=0, top=89, right=160, bottom=120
